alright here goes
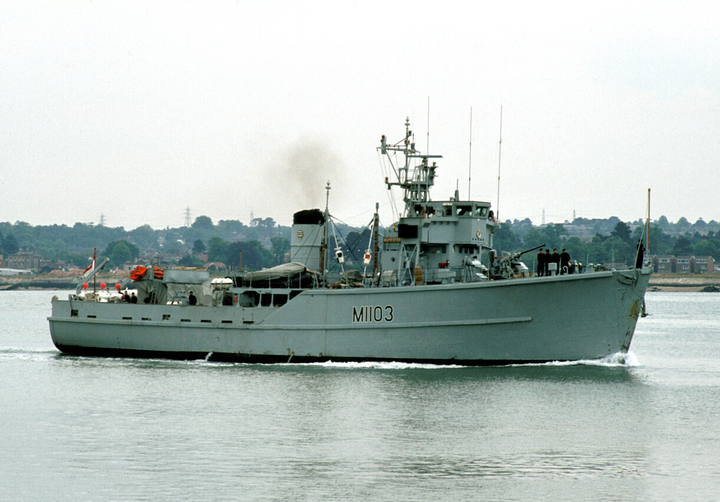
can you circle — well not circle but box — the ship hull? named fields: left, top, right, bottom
left=48, top=268, right=650, bottom=365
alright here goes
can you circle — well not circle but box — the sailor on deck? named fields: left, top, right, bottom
left=537, top=249, right=545, bottom=277
left=560, top=249, right=571, bottom=274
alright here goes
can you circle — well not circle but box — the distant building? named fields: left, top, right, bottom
left=653, top=255, right=676, bottom=274
left=691, top=256, right=715, bottom=274
left=652, top=254, right=717, bottom=274
left=0, top=268, right=33, bottom=276
left=675, top=256, right=692, bottom=274
left=122, top=259, right=144, bottom=272
left=7, top=251, right=41, bottom=272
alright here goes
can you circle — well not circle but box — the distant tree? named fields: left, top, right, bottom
left=510, top=218, right=534, bottom=240
left=192, top=215, right=214, bottom=230
left=3, top=232, right=19, bottom=255
left=102, top=240, right=140, bottom=268
left=227, top=240, right=275, bottom=270
left=251, top=217, right=276, bottom=228
left=342, top=229, right=371, bottom=264
left=542, top=224, right=568, bottom=248
left=561, top=237, right=585, bottom=263
left=51, top=250, right=91, bottom=268
left=164, top=229, right=185, bottom=244
left=216, top=220, right=246, bottom=238
left=493, top=222, right=521, bottom=253
left=692, top=239, right=718, bottom=258
left=676, top=217, right=691, bottom=230
left=128, top=225, right=158, bottom=250
left=270, top=236, right=290, bottom=264
left=692, top=218, right=708, bottom=233
left=521, top=227, right=546, bottom=250
left=657, top=215, right=670, bottom=229
left=104, top=240, right=139, bottom=259
left=208, top=236, right=230, bottom=263
left=110, top=242, right=132, bottom=268
left=522, top=224, right=567, bottom=251
left=634, top=224, right=673, bottom=256
left=192, top=239, right=206, bottom=254
left=163, top=239, right=186, bottom=255
left=611, top=221, right=632, bottom=243
left=604, top=236, right=633, bottom=266
left=177, top=254, right=204, bottom=268
left=672, top=235, right=693, bottom=256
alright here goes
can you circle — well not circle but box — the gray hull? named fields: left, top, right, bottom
left=48, top=268, right=650, bottom=365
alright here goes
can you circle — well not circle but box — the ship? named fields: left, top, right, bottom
left=48, top=119, right=651, bottom=365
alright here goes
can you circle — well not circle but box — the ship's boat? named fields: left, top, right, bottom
left=48, top=119, right=651, bottom=365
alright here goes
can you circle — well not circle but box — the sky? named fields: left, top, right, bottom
left=1, top=1, right=719, bottom=231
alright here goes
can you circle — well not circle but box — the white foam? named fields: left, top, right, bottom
left=0, top=347, right=58, bottom=362
left=511, top=351, right=640, bottom=368
left=289, top=360, right=466, bottom=370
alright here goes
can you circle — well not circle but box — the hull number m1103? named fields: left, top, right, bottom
left=352, top=305, right=394, bottom=323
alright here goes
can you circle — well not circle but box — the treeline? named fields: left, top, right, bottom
left=494, top=219, right=720, bottom=269
left=2, top=214, right=719, bottom=273
left=0, top=216, right=291, bottom=271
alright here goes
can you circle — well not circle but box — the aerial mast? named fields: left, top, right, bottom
left=319, top=181, right=331, bottom=282
left=496, top=105, right=503, bottom=221
left=647, top=188, right=651, bottom=253
left=373, top=202, right=380, bottom=285
left=468, top=107, right=473, bottom=200
left=426, top=96, right=430, bottom=154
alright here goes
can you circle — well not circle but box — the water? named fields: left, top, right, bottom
left=2, top=291, right=720, bottom=501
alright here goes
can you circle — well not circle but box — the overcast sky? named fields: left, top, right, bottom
left=2, top=1, right=718, bottom=231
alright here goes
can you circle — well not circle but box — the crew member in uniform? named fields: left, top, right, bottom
left=537, top=248, right=545, bottom=277
left=550, top=249, right=561, bottom=275
left=560, top=249, right=571, bottom=274
left=636, top=242, right=645, bottom=269
left=544, top=249, right=551, bottom=276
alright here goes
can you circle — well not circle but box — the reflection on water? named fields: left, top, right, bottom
left=1, top=291, right=720, bottom=500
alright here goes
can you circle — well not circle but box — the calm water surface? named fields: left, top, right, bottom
left=1, top=290, right=719, bottom=501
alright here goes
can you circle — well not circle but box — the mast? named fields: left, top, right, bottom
left=647, top=188, right=651, bottom=253
left=468, top=106, right=472, bottom=200
left=92, top=246, right=97, bottom=294
left=496, top=105, right=503, bottom=221
left=319, top=181, right=331, bottom=282
left=380, top=118, right=442, bottom=216
left=426, top=96, right=430, bottom=154
left=373, top=202, right=380, bottom=284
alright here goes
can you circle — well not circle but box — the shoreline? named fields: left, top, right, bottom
left=646, top=275, right=720, bottom=292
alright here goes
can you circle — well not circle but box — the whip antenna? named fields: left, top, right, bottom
left=468, top=107, right=473, bottom=200
left=496, top=105, right=503, bottom=221
left=647, top=188, right=651, bottom=253
left=426, top=96, right=430, bottom=154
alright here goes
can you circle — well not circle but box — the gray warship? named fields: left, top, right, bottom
left=48, top=119, right=651, bottom=364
